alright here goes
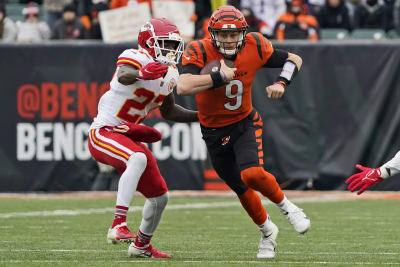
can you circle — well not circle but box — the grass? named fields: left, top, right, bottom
left=0, top=196, right=399, bottom=266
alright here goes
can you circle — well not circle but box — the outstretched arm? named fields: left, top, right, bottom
left=382, top=150, right=400, bottom=176
left=117, top=63, right=168, bottom=85
left=346, top=150, right=400, bottom=195
left=159, top=93, right=199, bottom=122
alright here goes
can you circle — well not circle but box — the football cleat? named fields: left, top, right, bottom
left=107, top=222, right=135, bottom=244
left=281, top=205, right=311, bottom=234
left=257, top=221, right=278, bottom=259
left=128, top=244, right=171, bottom=258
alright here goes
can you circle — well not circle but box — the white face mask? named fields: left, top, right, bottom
left=147, top=34, right=184, bottom=65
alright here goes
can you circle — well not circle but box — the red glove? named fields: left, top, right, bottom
left=138, top=62, right=168, bottom=80
left=345, top=164, right=383, bottom=195
left=112, top=123, right=161, bottom=143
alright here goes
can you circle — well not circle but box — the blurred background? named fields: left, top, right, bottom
left=0, top=0, right=399, bottom=193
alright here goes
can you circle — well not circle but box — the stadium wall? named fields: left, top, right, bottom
left=0, top=41, right=399, bottom=192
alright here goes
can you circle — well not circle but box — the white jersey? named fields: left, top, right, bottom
left=382, top=150, right=400, bottom=176
left=90, top=49, right=179, bottom=130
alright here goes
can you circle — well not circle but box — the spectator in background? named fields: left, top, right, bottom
left=110, top=0, right=152, bottom=11
left=274, top=0, right=319, bottom=41
left=241, top=7, right=267, bottom=34
left=194, top=0, right=212, bottom=39
left=240, top=0, right=286, bottom=38
left=51, top=4, right=87, bottom=40
left=306, top=0, right=325, bottom=16
left=0, top=6, right=17, bottom=42
left=383, top=0, right=396, bottom=31
left=16, top=2, right=50, bottom=42
left=354, top=0, right=392, bottom=31
left=86, top=2, right=109, bottom=39
left=19, top=0, right=42, bottom=4
left=317, top=0, right=353, bottom=31
left=43, top=0, right=73, bottom=29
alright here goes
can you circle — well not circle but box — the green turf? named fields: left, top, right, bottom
left=0, top=197, right=399, bottom=266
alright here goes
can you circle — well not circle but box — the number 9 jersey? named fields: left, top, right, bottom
left=90, top=49, right=178, bottom=130
left=181, top=32, right=273, bottom=128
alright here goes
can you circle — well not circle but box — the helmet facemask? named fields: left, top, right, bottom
left=208, top=6, right=249, bottom=58
left=209, top=28, right=247, bottom=57
left=146, top=33, right=184, bottom=66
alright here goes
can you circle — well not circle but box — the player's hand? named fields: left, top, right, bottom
left=220, top=60, right=236, bottom=83
left=138, top=62, right=168, bottom=80
left=266, top=82, right=285, bottom=99
left=345, top=164, right=384, bottom=195
left=113, top=123, right=162, bottom=143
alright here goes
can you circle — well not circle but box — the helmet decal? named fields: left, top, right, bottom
left=208, top=5, right=248, bottom=57
left=138, top=18, right=184, bottom=65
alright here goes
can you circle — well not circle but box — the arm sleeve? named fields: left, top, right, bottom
left=181, top=63, right=201, bottom=75
left=247, top=32, right=274, bottom=66
left=382, top=151, right=400, bottom=176
left=181, top=41, right=205, bottom=68
left=116, top=49, right=149, bottom=69
left=263, top=49, right=289, bottom=68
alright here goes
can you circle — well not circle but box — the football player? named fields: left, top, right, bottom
left=346, top=150, right=400, bottom=195
left=88, top=18, right=198, bottom=258
left=177, top=5, right=310, bottom=259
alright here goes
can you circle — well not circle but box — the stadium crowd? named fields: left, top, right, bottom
left=1, top=0, right=400, bottom=42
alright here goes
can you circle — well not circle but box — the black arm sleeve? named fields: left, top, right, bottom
left=181, top=63, right=202, bottom=75
left=263, top=49, right=289, bottom=68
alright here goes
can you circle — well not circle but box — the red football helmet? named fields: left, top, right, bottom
left=208, top=6, right=248, bottom=57
left=138, top=18, right=184, bottom=65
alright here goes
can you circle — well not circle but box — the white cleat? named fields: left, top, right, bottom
left=107, top=222, right=135, bottom=244
left=282, top=206, right=311, bottom=234
left=257, top=222, right=278, bottom=259
left=128, top=243, right=171, bottom=258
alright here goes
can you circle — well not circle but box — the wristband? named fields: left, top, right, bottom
left=277, top=60, right=298, bottom=85
left=274, top=81, right=286, bottom=88
left=220, top=70, right=228, bottom=83
left=210, top=71, right=224, bottom=89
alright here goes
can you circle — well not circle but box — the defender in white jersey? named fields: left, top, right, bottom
left=88, top=18, right=198, bottom=259
left=346, top=151, right=400, bottom=195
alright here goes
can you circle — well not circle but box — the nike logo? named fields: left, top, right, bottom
left=264, top=232, right=273, bottom=238
left=183, top=55, right=190, bottom=60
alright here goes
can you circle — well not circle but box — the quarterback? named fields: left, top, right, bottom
left=177, top=6, right=310, bottom=259
left=88, top=18, right=198, bottom=258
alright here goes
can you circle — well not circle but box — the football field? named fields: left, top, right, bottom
left=0, top=191, right=399, bottom=266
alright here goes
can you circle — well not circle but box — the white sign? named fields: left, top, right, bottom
left=152, top=0, right=195, bottom=40
left=99, top=4, right=151, bottom=43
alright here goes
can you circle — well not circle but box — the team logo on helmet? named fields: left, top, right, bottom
left=138, top=18, right=184, bottom=65
left=208, top=5, right=248, bottom=57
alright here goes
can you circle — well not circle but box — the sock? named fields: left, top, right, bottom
left=257, top=215, right=274, bottom=237
left=241, top=167, right=284, bottom=203
left=115, top=152, right=147, bottom=208
left=238, top=188, right=267, bottom=225
left=138, top=192, right=169, bottom=235
left=276, top=196, right=297, bottom=213
left=112, top=205, right=128, bottom=228
left=135, top=229, right=153, bottom=248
